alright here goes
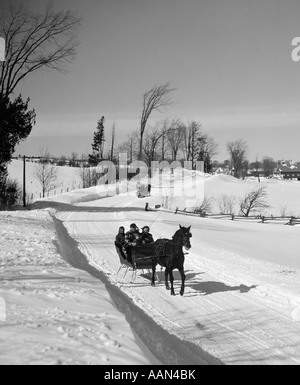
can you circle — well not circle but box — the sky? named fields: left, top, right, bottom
left=3, top=0, right=300, bottom=161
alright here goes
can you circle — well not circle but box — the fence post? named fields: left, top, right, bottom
left=231, top=214, right=235, bottom=221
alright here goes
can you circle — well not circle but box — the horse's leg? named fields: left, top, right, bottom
left=169, top=270, right=175, bottom=296
left=165, top=269, right=170, bottom=290
left=151, top=262, right=156, bottom=287
left=179, top=268, right=186, bottom=296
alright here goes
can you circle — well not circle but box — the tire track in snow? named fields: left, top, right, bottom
left=53, top=210, right=223, bottom=365
left=53, top=196, right=300, bottom=365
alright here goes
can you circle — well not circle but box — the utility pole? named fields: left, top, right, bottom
left=111, top=121, right=116, bottom=161
left=23, top=155, right=26, bottom=207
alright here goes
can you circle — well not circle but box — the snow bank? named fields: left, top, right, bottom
left=0, top=210, right=159, bottom=365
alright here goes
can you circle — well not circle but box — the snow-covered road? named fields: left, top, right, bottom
left=50, top=192, right=300, bottom=365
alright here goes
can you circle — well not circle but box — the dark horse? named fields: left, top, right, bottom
left=151, top=225, right=192, bottom=296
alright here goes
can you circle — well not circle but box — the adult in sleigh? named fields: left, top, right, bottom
left=115, top=224, right=155, bottom=272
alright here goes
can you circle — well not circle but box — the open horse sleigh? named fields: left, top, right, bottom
left=115, top=225, right=192, bottom=296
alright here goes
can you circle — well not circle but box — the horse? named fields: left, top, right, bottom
left=151, top=225, right=192, bottom=296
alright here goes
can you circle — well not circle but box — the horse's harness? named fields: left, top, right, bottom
left=155, top=236, right=183, bottom=259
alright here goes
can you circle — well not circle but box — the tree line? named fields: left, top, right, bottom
left=0, top=4, right=298, bottom=209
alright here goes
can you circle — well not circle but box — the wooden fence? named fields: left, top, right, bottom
left=174, top=209, right=300, bottom=226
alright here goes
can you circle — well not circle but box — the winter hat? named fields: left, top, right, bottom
left=130, top=223, right=138, bottom=229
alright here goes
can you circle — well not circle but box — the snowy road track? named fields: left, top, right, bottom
left=49, top=192, right=300, bottom=366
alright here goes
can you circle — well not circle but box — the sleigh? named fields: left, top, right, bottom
left=115, top=225, right=192, bottom=296
left=115, top=242, right=158, bottom=282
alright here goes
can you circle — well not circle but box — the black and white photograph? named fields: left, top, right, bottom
left=1, top=0, right=300, bottom=367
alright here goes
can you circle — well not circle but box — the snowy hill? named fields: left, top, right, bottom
left=7, top=160, right=83, bottom=203
left=9, top=159, right=300, bottom=216
left=2, top=160, right=300, bottom=365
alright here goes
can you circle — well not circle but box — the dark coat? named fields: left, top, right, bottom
left=125, top=230, right=140, bottom=246
left=139, top=232, right=154, bottom=244
left=115, top=233, right=125, bottom=247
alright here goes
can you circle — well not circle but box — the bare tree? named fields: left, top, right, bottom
left=139, top=82, right=175, bottom=159
left=80, top=153, right=88, bottom=165
left=118, top=131, right=139, bottom=163
left=250, top=156, right=262, bottom=182
left=57, top=155, right=67, bottom=166
left=194, top=196, right=214, bottom=216
left=217, top=194, right=236, bottom=215
left=69, top=152, right=78, bottom=167
left=279, top=202, right=289, bottom=218
left=184, top=121, right=201, bottom=167
left=198, top=134, right=218, bottom=173
left=160, top=119, right=169, bottom=161
left=262, top=156, right=276, bottom=178
left=167, top=119, right=185, bottom=161
left=143, top=125, right=166, bottom=166
left=0, top=2, right=81, bottom=98
left=34, top=150, right=59, bottom=198
left=238, top=186, right=270, bottom=217
left=227, top=139, right=248, bottom=178
left=77, top=166, right=98, bottom=188
left=241, top=159, right=249, bottom=180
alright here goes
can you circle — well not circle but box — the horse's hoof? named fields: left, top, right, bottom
left=151, top=283, right=155, bottom=287
left=166, top=286, right=170, bottom=291
left=171, top=291, right=175, bottom=296
left=180, top=291, right=184, bottom=296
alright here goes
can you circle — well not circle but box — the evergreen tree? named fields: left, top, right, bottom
left=0, top=95, right=35, bottom=209
left=89, top=116, right=105, bottom=165
left=0, top=95, right=36, bottom=174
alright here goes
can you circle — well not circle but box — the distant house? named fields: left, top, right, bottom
left=214, top=167, right=224, bottom=174
left=276, top=161, right=300, bottom=180
left=213, top=166, right=230, bottom=175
